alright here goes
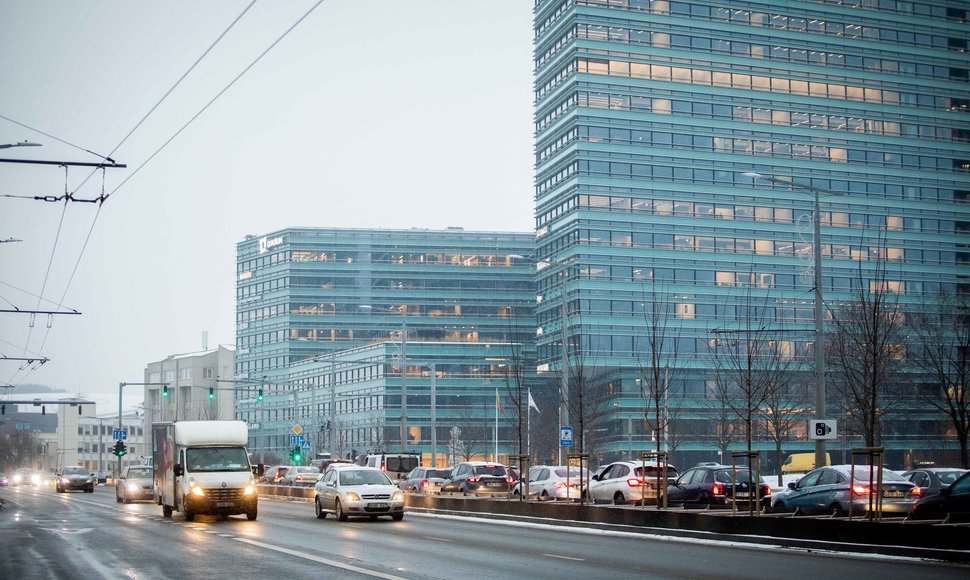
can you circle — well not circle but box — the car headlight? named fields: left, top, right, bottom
left=344, top=492, right=361, bottom=501
left=13, top=475, right=22, bottom=484
left=392, top=491, right=404, bottom=501
left=127, top=483, right=138, bottom=492
left=61, top=478, right=70, bottom=485
left=31, top=474, right=41, bottom=485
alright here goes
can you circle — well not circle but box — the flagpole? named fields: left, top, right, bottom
left=527, top=389, right=532, bottom=462
left=494, top=388, right=499, bottom=461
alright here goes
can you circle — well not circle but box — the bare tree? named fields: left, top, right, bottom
left=500, top=316, right=527, bottom=460
left=704, top=375, right=741, bottom=462
left=761, top=378, right=808, bottom=485
left=910, top=290, right=970, bottom=468
left=828, top=238, right=906, bottom=447
left=635, top=285, right=676, bottom=459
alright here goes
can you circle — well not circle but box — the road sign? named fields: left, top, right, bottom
left=809, top=419, right=837, bottom=440
left=301, top=440, right=312, bottom=451
left=290, top=434, right=305, bottom=446
left=291, top=424, right=303, bottom=435
left=560, top=426, right=573, bottom=447
left=113, top=429, right=127, bottom=441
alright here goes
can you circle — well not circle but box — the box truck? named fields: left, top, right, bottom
left=153, top=420, right=258, bottom=521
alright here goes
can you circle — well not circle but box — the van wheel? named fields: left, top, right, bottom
left=183, top=498, right=195, bottom=522
left=335, top=499, right=348, bottom=521
left=162, top=505, right=173, bottom=518
left=315, top=497, right=327, bottom=519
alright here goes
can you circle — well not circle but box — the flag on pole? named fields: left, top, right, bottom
left=496, top=389, right=505, bottom=415
left=528, top=390, right=540, bottom=414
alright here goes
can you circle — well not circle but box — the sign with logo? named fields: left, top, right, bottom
left=559, top=426, right=574, bottom=447
left=258, top=236, right=284, bottom=254
left=809, top=419, right=837, bottom=440
left=113, top=429, right=128, bottom=441
left=290, top=434, right=305, bottom=446
left=301, top=440, right=312, bottom=451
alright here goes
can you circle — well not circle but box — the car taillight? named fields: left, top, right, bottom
left=467, top=476, right=481, bottom=483
left=505, top=476, right=513, bottom=484
left=909, top=487, right=922, bottom=498
left=380, top=463, right=386, bottom=472
left=295, top=474, right=303, bottom=481
left=761, top=484, right=771, bottom=496
left=554, top=481, right=575, bottom=489
left=712, top=482, right=724, bottom=496
left=852, top=485, right=869, bottom=496
left=421, top=479, right=429, bottom=489
left=626, top=478, right=643, bottom=488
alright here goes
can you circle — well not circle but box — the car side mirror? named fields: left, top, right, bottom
left=939, top=486, right=952, bottom=497
left=591, top=474, right=600, bottom=481
left=787, top=482, right=796, bottom=490
left=173, top=464, right=184, bottom=477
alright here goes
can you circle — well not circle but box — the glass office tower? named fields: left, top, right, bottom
left=235, top=227, right=536, bottom=460
left=533, top=0, right=969, bottom=467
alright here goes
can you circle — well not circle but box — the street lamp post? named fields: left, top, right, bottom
left=0, top=141, right=41, bottom=150
left=744, top=172, right=841, bottom=470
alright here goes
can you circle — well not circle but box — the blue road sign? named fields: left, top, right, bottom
left=290, top=434, right=305, bottom=446
left=113, top=429, right=128, bottom=441
left=301, top=440, right=312, bottom=450
left=559, top=426, right=573, bottom=447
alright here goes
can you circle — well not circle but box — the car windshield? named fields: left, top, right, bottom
left=635, top=466, right=678, bottom=478
left=472, top=466, right=507, bottom=476
left=340, top=470, right=392, bottom=486
left=185, top=447, right=250, bottom=472
left=127, top=467, right=152, bottom=478
left=62, top=467, right=88, bottom=475
left=553, top=467, right=587, bottom=478
left=386, top=456, right=420, bottom=473
left=938, top=471, right=966, bottom=484
left=426, top=469, right=449, bottom=479
left=714, top=469, right=756, bottom=483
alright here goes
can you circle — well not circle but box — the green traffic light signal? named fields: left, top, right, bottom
left=208, top=387, right=215, bottom=400
left=257, top=388, right=264, bottom=402
left=162, top=385, right=169, bottom=398
left=118, top=442, right=127, bottom=457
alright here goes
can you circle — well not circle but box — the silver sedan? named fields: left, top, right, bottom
left=313, top=466, right=404, bottom=521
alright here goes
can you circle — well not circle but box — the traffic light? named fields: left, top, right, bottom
left=112, top=440, right=121, bottom=456
left=208, top=387, right=215, bottom=400
left=257, top=389, right=264, bottom=402
left=41, top=405, right=46, bottom=415
left=162, top=385, right=169, bottom=398
left=118, top=441, right=127, bottom=457
left=1, top=404, right=5, bottom=415
left=291, top=446, right=302, bottom=464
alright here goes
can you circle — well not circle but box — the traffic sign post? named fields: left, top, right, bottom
left=560, top=426, right=573, bottom=447
left=113, top=429, right=128, bottom=441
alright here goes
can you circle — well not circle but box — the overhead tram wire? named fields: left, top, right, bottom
left=6, top=1, right=325, bottom=388
left=104, top=0, right=327, bottom=200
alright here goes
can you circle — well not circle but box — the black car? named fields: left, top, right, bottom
left=441, top=462, right=512, bottom=496
left=56, top=466, right=94, bottom=493
left=667, top=464, right=771, bottom=508
left=909, top=469, right=970, bottom=521
left=901, top=468, right=968, bottom=497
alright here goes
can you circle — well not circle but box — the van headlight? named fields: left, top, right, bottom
left=244, top=482, right=256, bottom=496
left=189, top=480, right=206, bottom=497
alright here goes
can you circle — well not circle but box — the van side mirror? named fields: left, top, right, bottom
left=173, top=464, right=184, bottom=477
left=253, top=464, right=265, bottom=477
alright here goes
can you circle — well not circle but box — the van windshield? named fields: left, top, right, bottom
left=186, top=447, right=250, bottom=472
left=386, top=456, right=419, bottom=473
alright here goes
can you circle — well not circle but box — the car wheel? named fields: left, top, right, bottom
left=540, top=490, right=550, bottom=501
left=772, top=501, right=786, bottom=513
left=335, top=498, right=348, bottom=522
left=613, top=492, right=626, bottom=505
left=56, top=487, right=63, bottom=493
left=116, top=494, right=122, bottom=503
left=315, top=497, right=327, bottom=519
left=162, top=504, right=173, bottom=518
left=86, top=486, right=94, bottom=493
left=830, top=503, right=844, bottom=516
left=392, top=512, right=404, bottom=521
left=246, top=506, right=257, bottom=521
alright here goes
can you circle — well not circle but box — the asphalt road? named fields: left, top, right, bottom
left=0, top=484, right=966, bottom=579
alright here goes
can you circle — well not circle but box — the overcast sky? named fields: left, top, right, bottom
left=0, top=1, right=535, bottom=410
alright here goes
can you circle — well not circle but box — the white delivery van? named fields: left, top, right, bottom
left=153, top=421, right=258, bottom=521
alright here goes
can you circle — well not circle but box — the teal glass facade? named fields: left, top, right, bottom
left=533, top=0, right=970, bottom=467
left=235, top=227, right=536, bottom=461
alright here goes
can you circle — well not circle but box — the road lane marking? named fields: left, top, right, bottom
left=422, top=535, right=452, bottom=542
left=543, top=553, right=584, bottom=561
left=234, top=537, right=407, bottom=580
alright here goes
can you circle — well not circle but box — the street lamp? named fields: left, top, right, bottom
left=743, top=172, right=842, bottom=471
left=0, top=141, right=41, bottom=150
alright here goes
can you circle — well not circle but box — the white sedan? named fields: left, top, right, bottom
left=587, top=461, right=679, bottom=505
left=313, top=466, right=405, bottom=521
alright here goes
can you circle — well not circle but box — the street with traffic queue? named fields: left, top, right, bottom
left=1, top=484, right=967, bottom=579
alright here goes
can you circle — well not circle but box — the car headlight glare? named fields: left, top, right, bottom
left=61, top=478, right=70, bottom=485
left=345, top=492, right=361, bottom=501
left=392, top=491, right=404, bottom=501
left=127, top=483, right=138, bottom=492
left=244, top=484, right=256, bottom=495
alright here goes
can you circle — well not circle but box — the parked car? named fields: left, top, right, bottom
left=279, top=466, right=321, bottom=486
left=55, top=465, right=95, bottom=493
left=587, top=461, right=679, bottom=505
left=666, top=464, right=771, bottom=508
left=512, top=465, right=587, bottom=501
left=399, top=467, right=451, bottom=494
left=909, top=469, right=970, bottom=521
left=901, top=468, right=968, bottom=498
left=116, top=465, right=153, bottom=503
left=311, top=458, right=353, bottom=472
left=313, top=466, right=405, bottom=521
left=442, top=462, right=513, bottom=496
left=770, top=465, right=918, bottom=515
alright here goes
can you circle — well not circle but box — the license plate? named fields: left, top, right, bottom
left=216, top=501, right=235, bottom=508
left=735, top=492, right=751, bottom=498
left=487, top=481, right=503, bottom=486
left=884, top=490, right=904, bottom=498
left=368, top=502, right=388, bottom=509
